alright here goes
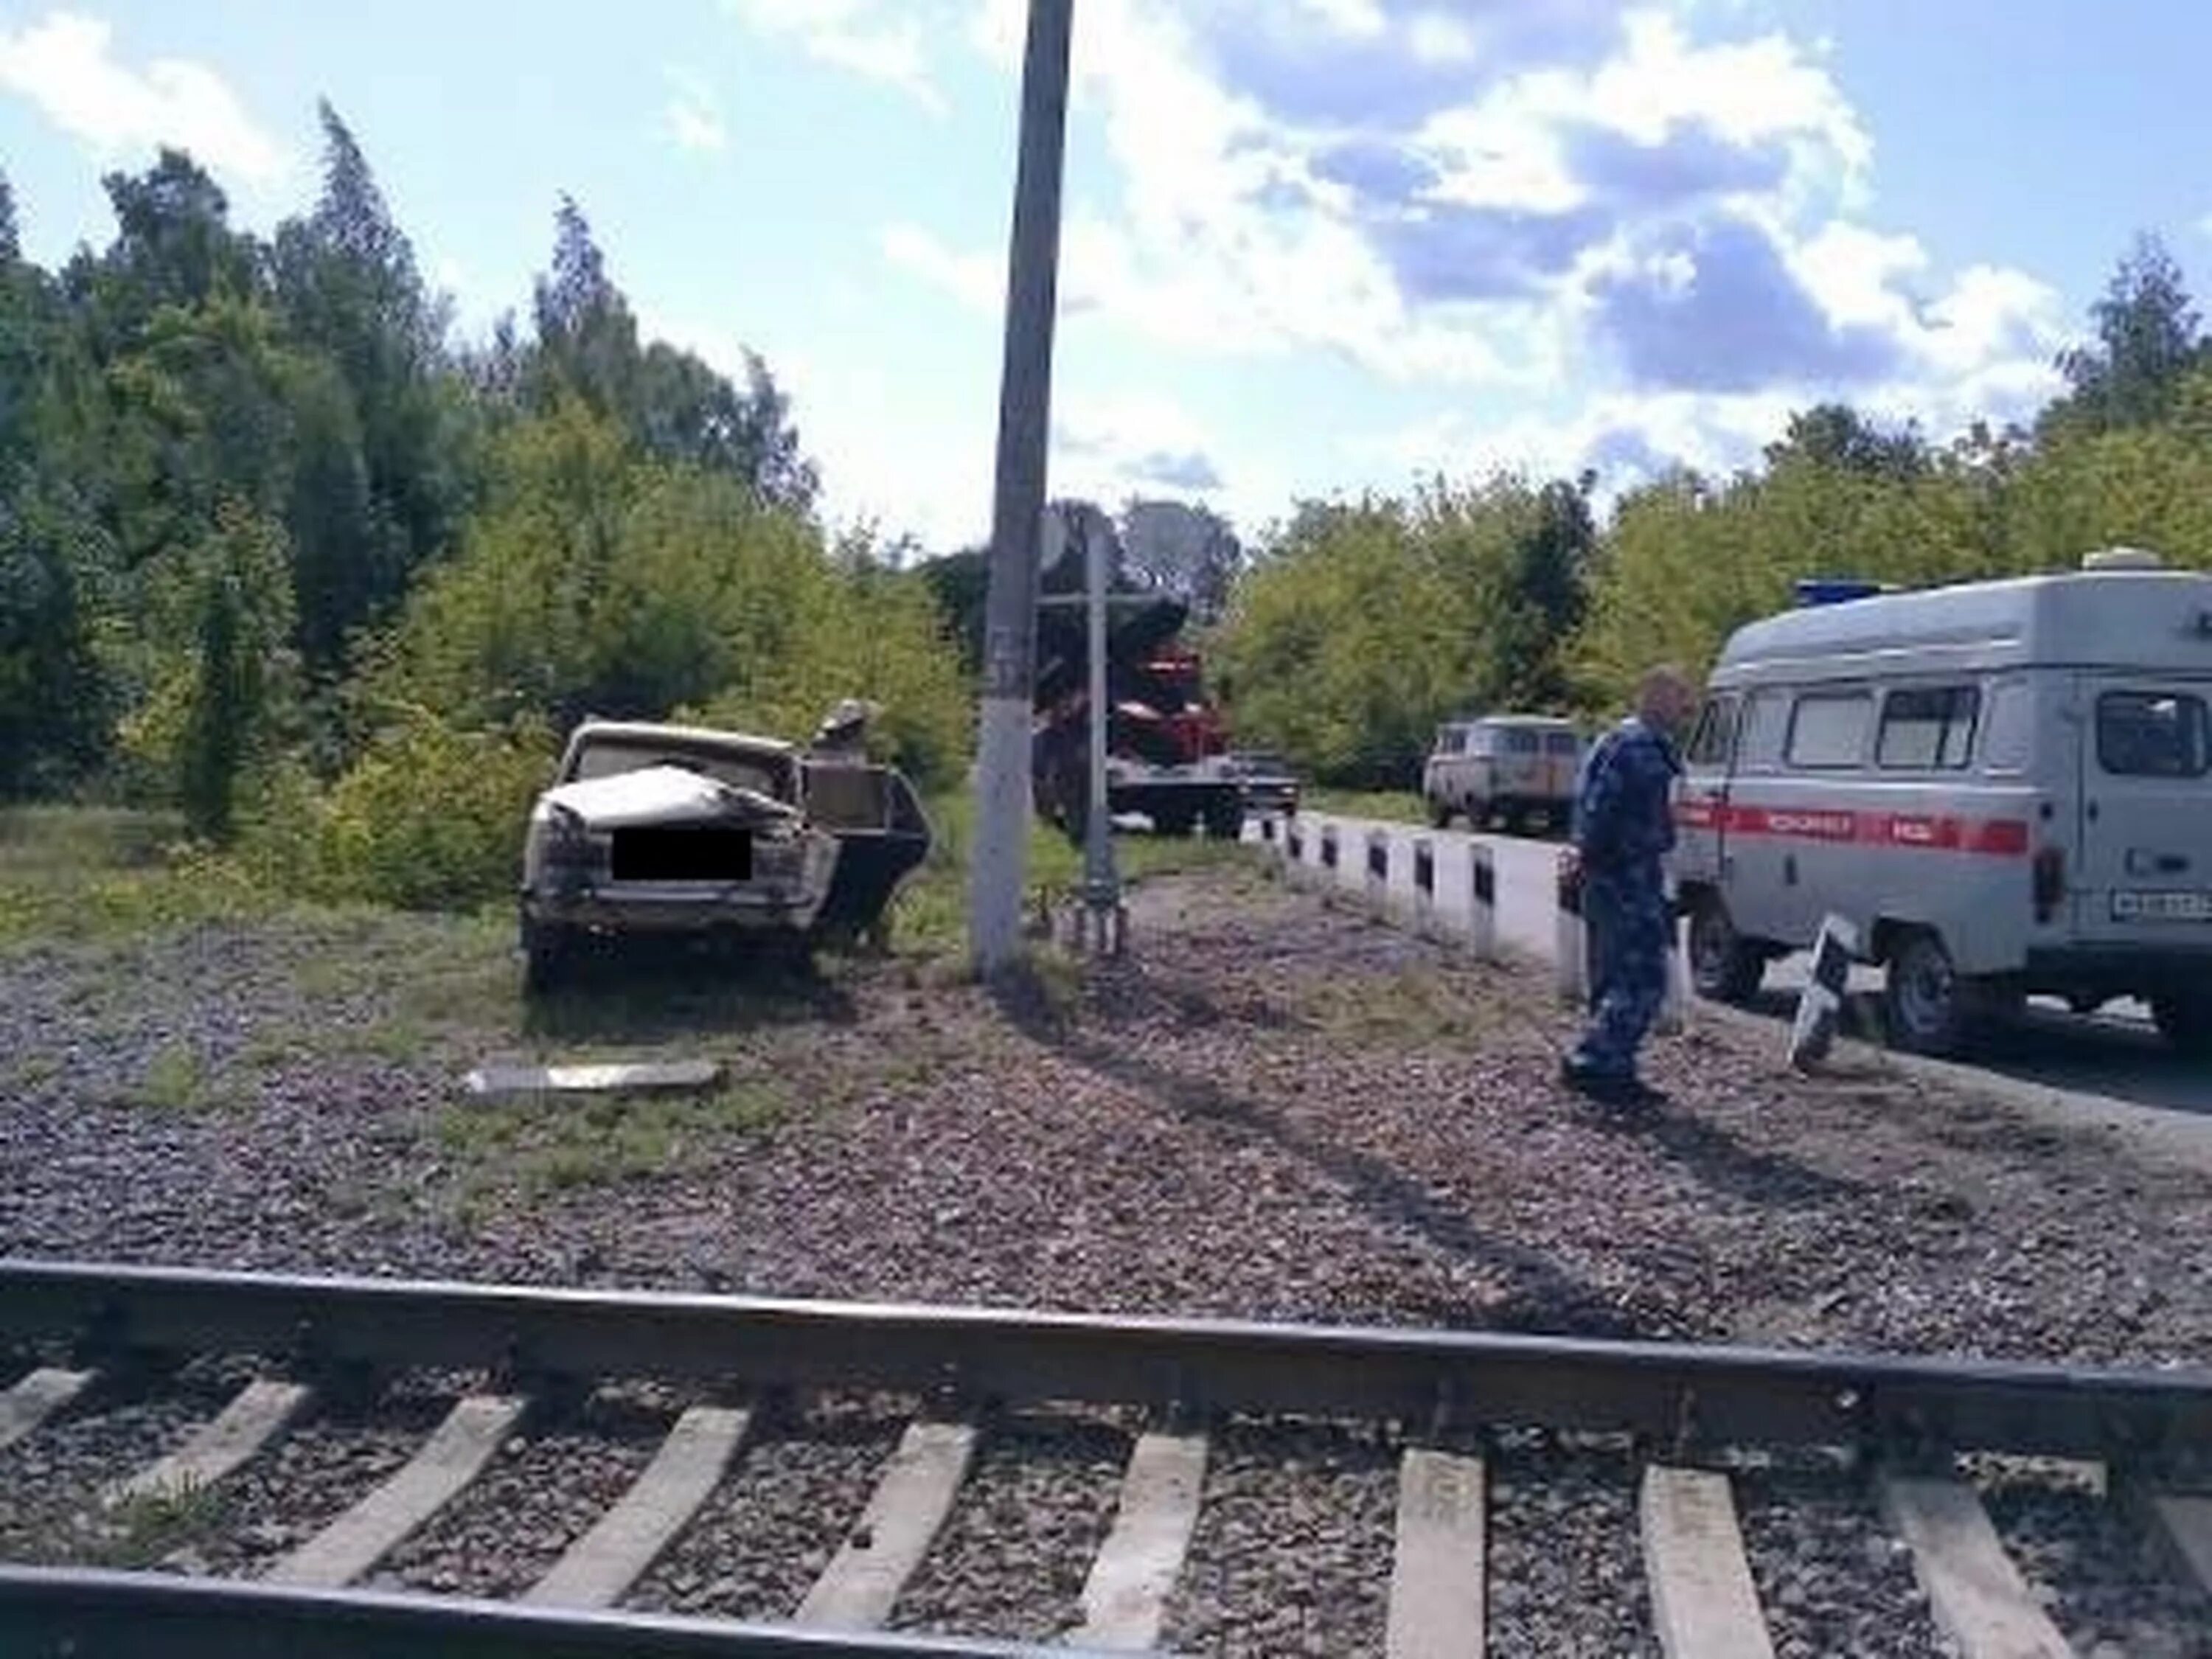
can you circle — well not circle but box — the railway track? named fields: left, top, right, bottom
left=3, top=1259, right=2210, bottom=1656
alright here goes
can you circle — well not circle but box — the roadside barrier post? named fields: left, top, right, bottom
left=1412, top=838, right=1436, bottom=937
left=1470, top=844, right=1498, bottom=961
left=1555, top=852, right=1587, bottom=1005
left=1656, top=910, right=1690, bottom=1036
left=1261, top=814, right=1277, bottom=846
left=1320, top=824, right=1340, bottom=881
left=1788, top=914, right=1858, bottom=1070
left=1366, top=830, right=1390, bottom=914
left=1286, top=818, right=1305, bottom=878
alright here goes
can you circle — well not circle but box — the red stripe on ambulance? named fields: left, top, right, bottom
left=1673, top=798, right=2030, bottom=857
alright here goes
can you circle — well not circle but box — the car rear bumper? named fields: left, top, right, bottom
left=521, top=884, right=819, bottom=936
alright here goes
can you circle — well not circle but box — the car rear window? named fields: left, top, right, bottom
left=1545, top=731, right=1580, bottom=754
left=571, top=740, right=789, bottom=799
left=2098, top=691, right=2211, bottom=778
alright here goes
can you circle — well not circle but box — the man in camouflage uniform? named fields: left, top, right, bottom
left=1562, top=665, right=1696, bottom=1106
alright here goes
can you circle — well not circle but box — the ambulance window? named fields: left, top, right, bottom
left=1980, top=684, right=2032, bottom=774
left=1545, top=731, right=1581, bottom=755
left=1738, top=692, right=1790, bottom=771
left=1877, top=686, right=1980, bottom=771
left=1786, top=691, right=1871, bottom=769
left=2098, top=692, right=2211, bottom=778
left=1686, top=696, right=1739, bottom=768
left=1503, top=728, right=1540, bottom=754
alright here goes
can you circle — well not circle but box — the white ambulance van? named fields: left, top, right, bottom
left=1672, top=549, right=2212, bottom=1057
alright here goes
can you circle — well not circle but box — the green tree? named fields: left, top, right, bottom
left=528, top=196, right=815, bottom=510
left=2048, top=233, right=2203, bottom=435
left=270, top=101, right=468, bottom=672
left=120, top=505, right=299, bottom=838
left=1764, top=403, right=1929, bottom=480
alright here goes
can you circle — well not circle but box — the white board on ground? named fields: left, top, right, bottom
left=465, top=1059, right=724, bottom=1099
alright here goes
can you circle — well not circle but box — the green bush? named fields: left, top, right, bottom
left=240, top=709, right=554, bottom=911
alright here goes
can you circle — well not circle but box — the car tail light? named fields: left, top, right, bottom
left=2033, top=844, right=2065, bottom=923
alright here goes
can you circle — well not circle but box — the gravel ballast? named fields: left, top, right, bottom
left=624, top=1394, right=908, bottom=1623
left=889, top=1411, right=1128, bottom=1642
left=1160, top=1419, right=1399, bottom=1657
left=1484, top=1430, right=1655, bottom=1658
left=7, top=859, right=2212, bottom=1644
left=1733, top=1459, right=1945, bottom=1659
left=369, top=1393, right=666, bottom=1599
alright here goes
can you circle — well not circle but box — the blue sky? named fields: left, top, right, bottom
left=3, top=1, right=2207, bottom=552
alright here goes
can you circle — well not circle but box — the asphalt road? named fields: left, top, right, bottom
left=1253, top=808, right=2212, bottom=1120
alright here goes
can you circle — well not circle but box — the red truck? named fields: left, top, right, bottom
left=1030, top=595, right=1245, bottom=841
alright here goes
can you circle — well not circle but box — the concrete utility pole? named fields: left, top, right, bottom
left=969, top=0, right=1075, bottom=975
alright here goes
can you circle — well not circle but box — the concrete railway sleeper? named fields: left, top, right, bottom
left=3, top=1260, right=2211, bottom=1656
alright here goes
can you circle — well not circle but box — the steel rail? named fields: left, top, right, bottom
left=5, top=1258, right=2211, bottom=1466
left=0, top=1565, right=1107, bottom=1658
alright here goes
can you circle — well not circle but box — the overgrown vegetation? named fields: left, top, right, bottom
left=436, top=1079, right=790, bottom=1201
left=1, top=110, right=965, bottom=912
left=7, top=102, right=2207, bottom=899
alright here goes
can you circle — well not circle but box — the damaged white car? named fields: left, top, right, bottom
left=518, top=710, right=932, bottom=992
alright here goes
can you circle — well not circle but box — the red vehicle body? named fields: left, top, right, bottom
left=1030, top=599, right=1245, bottom=840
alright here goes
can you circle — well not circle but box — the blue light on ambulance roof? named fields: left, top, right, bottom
left=1792, top=578, right=1888, bottom=608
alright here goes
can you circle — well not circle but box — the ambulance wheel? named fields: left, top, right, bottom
left=1688, top=894, right=1763, bottom=1005
left=2152, top=991, right=2212, bottom=1057
left=1884, top=929, right=1967, bottom=1056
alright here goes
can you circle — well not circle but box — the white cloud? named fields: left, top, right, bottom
left=881, top=223, right=1003, bottom=313
left=0, top=11, right=286, bottom=184
left=725, top=0, right=947, bottom=114
left=911, top=2, right=2051, bottom=453
left=1054, top=393, right=1228, bottom=500
left=1405, top=12, right=1481, bottom=66
left=662, top=72, right=727, bottom=154
left=740, top=1, right=2072, bottom=537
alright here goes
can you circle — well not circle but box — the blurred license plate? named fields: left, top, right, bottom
left=2112, top=888, right=2212, bottom=922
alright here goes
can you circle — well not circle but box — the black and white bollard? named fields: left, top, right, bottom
left=1366, top=829, right=1390, bottom=914
left=1555, top=852, right=1587, bottom=1005
left=1320, top=823, right=1340, bottom=878
left=1470, top=844, right=1498, bottom=961
left=1261, top=814, right=1278, bottom=846
left=1655, top=908, right=1691, bottom=1036
left=1787, top=914, right=1858, bottom=1069
left=1286, top=818, right=1305, bottom=874
left=1412, top=838, right=1436, bottom=937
